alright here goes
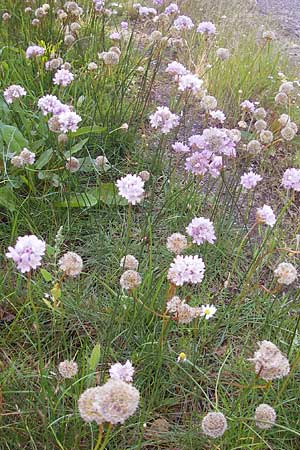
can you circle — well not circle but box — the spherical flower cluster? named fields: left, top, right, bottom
left=254, top=120, right=267, bottom=131
left=178, top=74, right=203, bottom=95
left=281, top=126, right=296, bottom=141
left=250, top=340, right=290, bottom=381
left=139, top=170, right=150, bottom=181
left=186, top=217, right=216, bottom=245
left=167, top=255, right=205, bottom=286
left=256, top=205, right=276, bottom=227
left=255, top=404, right=276, bottom=429
left=185, top=151, right=223, bottom=178
left=197, top=21, right=216, bottom=35
left=57, top=111, right=82, bottom=133
left=6, top=235, right=46, bottom=273
left=201, top=412, right=227, bottom=438
left=149, top=106, right=180, bottom=134
left=37, top=95, right=68, bottom=115
left=254, top=107, right=267, bottom=120
left=275, top=92, right=288, bottom=105
left=78, top=387, right=104, bottom=424
left=165, top=3, right=179, bottom=15
left=138, top=6, right=157, bottom=17
left=201, top=95, right=217, bottom=111
left=216, top=47, right=230, bottom=60
left=120, top=255, right=139, bottom=270
left=4, top=84, right=27, bottom=104
left=279, top=81, right=294, bottom=95
left=240, top=171, right=262, bottom=190
left=116, top=174, right=145, bottom=205
left=11, top=148, right=36, bottom=168
left=173, top=15, right=194, bottom=31
left=189, top=128, right=236, bottom=157
left=166, top=296, right=201, bottom=324
left=240, top=100, right=255, bottom=113
left=109, top=360, right=134, bottom=383
left=210, top=110, right=226, bottom=123
left=58, top=251, right=83, bottom=277
left=53, top=68, right=74, bottom=87
left=65, top=157, right=80, bottom=172
left=58, top=360, right=78, bottom=378
left=166, top=233, right=188, bottom=254
left=172, top=142, right=190, bottom=153
left=99, top=50, right=120, bottom=65
left=274, top=262, right=297, bottom=285
left=282, top=168, right=300, bottom=191
left=95, top=155, right=109, bottom=169
left=260, top=130, right=273, bottom=144
left=26, top=45, right=45, bottom=58
left=246, top=139, right=262, bottom=155
left=200, top=304, right=217, bottom=320
left=165, top=61, right=189, bottom=78
left=92, top=379, right=140, bottom=424
left=120, top=270, right=142, bottom=290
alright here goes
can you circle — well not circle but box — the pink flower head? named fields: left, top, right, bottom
left=172, top=141, right=190, bottom=153
left=167, top=255, right=205, bottom=286
left=173, top=15, right=194, bottom=31
left=240, top=100, right=255, bottom=113
left=26, top=45, right=45, bottom=58
left=178, top=74, right=203, bottom=95
left=256, top=205, right=276, bottom=227
left=165, top=3, right=180, bottom=14
left=185, top=150, right=211, bottom=176
left=210, top=110, right=226, bottom=123
left=208, top=155, right=223, bottom=178
left=149, top=106, right=179, bottom=134
left=6, top=235, right=46, bottom=273
left=4, top=85, right=27, bottom=104
left=57, top=111, right=82, bottom=132
left=197, top=21, right=216, bottom=35
left=282, top=168, right=300, bottom=192
left=37, top=95, right=68, bottom=115
left=53, top=68, right=74, bottom=87
left=116, top=174, right=145, bottom=205
left=165, top=61, right=189, bottom=78
left=109, top=360, right=134, bottom=383
left=186, top=217, right=216, bottom=245
left=240, top=171, right=262, bottom=190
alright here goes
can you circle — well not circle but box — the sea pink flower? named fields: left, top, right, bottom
left=186, top=217, right=216, bottom=245
left=240, top=100, right=255, bottom=113
left=172, top=141, right=190, bottom=153
left=185, top=150, right=211, bottom=175
left=26, top=45, right=45, bottom=58
left=116, top=174, right=145, bottom=205
left=6, top=235, right=46, bottom=273
left=57, top=111, right=82, bottom=133
left=149, top=106, right=179, bottom=134
left=165, top=3, right=179, bottom=14
left=165, top=61, right=189, bottom=78
left=167, top=255, right=205, bottom=286
left=240, top=171, right=262, bottom=190
left=178, top=74, right=203, bottom=95
left=4, top=85, right=26, bottom=104
left=197, top=21, right=216, bottom=35
left=256, top=205, right=276, bottom=227
left=37, top=95, right=68, bottom=115
left=109, top=360, right=134, bottom=383
left=173, top=15, right=194, bottom=31
left=282, top=168, right=300, bottom=191
left=53, top=68, right=74, bottom=87
left=210, top=110, right=226, bottom=123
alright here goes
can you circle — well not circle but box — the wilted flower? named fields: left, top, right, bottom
left=262, top=30, right=276, bottom=41
left=201, top=95, right=217, bottom=111
left=58, top=360, right=78, bottom=378
left=260, top=130, right=273, bottom=144
left=4, top=84, right=27, bottom=104
left=120, top=255, right=139, bottom=270
left=255, top=404, right=276, bottom=429
left=200, top=304, right=217, bottom=319
left=120, top=270, right=142, bottom=290
left=246, top=139, right=262, bottom=155
left=274, top=262, right=297, bottom=285
left=116, top=174, right=145, bottom=205
left=139, top=170, right=150, bottom=182
left=197, top=21, right=216, bottom=35
left=186, top=217, right=216, bottom=245
left=166, top=233, right=188, bottom=254
left=53, top=68, right=74, bottom=86
left=6, top=235, right=46, bottom=273
left=240, top=100, right=255, bottom=113
left=167, top=255, right=205, bottom=286
left=2, top=12, right=11, bottom=22
left=201, top=412, right=227, bottom=438
left=250, top=340, right=290, bottom=381
left=275, top=92, right=288, bottom=105
left=256, top=205, right=276, bottom=227
left=254, top=120, right=267, bottom=132
left=166, top=296, right=201, bottom=323
left=109, top=360, right=134, bottom=383
left=216, top=47, right=230, bottom=60
left=254, top=107, right=267, bottom=120
left=281, top=126, right=296, bottom=141
left=278, top=113, right=290, bottom=127
left=240, top=171, right=262, bottom=190
left=282, top=168, right=300, bottom=191
left=99, top=50, right=120, bottom=65
left=58, top=251, right=83, bottom=277
left=279, top=81, right=294, bottom=95
left=65, top=157, right=80, bottom=172
left=149, top=106, right=180, bottom=134
left=26, top=45, right=45, bottom=58
left=88, top=62, right=98, bottom=71
left=78, top=386, right=104, bottom=424
left=92, top=379, right=140, bottom=424
left=95, top=155, right=109, bottom=169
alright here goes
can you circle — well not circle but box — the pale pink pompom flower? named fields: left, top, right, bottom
left=282, top=168, right=300, bottom=192
left=240, top=171, right=262, bottom=190
left=6, top=235, right=46, bottom=273
left=109, top=360, right=135, bottom=383
left=256, top=205, right=276, bottom=227
left=167, top=255, right=205, bottom=286
left=4, top=85, right=27, bottom=104
left=116, top=174, right=145, bottom=205
left=53, top=68, right=74, bottom=87
left=57, top=111, right=82, bottom=133
left=26, top=45, right=45, bottom=58
left=149, top=106, right=180, bottom=134
left=186, top=217, right=216, bottom=245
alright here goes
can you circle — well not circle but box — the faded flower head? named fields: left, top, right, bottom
left=166, top=233, right=188, bottom=254
left=197, top=21, right=216, bottom=35
left=262, top=30, right=276, bottom=41
left=166, top=296, right=201, bottom=324
left=11, top=148, right=35, bottom=167
left=120, top=255, right=139, bottom=270
left=120, top=270, right=142, bottom=290
left=246, top=139, right=262, bottom=155
left=216, top=47, right=230, bottom=60
left=260, top=130, right=273, bottom=144
left=255, top=404, right=276, bottom=429
left=186, top=217, right=216, bottom=245
left=65, top=157, right=80, bottom=172
left=241, top=100, right=255, bottom=113
left=58, top=360, right=78, bottom=378
left=78, top=386, right=104, bottom=424
left=4, top=84, right=27, bottom=104
left=58, top=251, right=83, bottom=277
left=274, top=262, right=297, bottom=285
left=92, top=378, right=140, bottom=424
left=109, top=360, right=134, bottom=383
left=139, top=170, right=150, bottom=182
left=149, top=106, right=180, bottom=134
left=116, top=174, right=145, bottom=205
left=240, top=171, right=262, bottom=190
left=95, top=155, right=109, bottom=169
left=282, top=168, right=300, bottom=191
left=6, top=235, right=46, bottom=273
left=167, top=255, right=205, bottom=286
left=281, top=126, right=296, bottom=141
left=256, top=204, right=276, bottom=227
left=250, top=340, right=290, bottom=381
left=201, top=412, right=227, bottom=438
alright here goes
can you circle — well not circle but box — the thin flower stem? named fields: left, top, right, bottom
left=99, top=423, right=113, bottom=450
left=93, top=424, right=103, bottom=450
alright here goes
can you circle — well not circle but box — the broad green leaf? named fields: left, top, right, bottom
left=55, top=192, right=98, bottom=208
left=46, top=244, right=55, bottom=256
left=64, top=137, right=89, bottom=157
left=90, top=183, right=128, bottom=206
left=0, top=122, right=28, bottom=152
left=0, top=97, right=9, bottom=117
left=70, top=126, right=106, bottom=137
left=35, top=149, right=53, bottom=169
left=0, top=186, right=17, bottom=211
left=40, top=269, right=53, bottom=282
left=89, top=343, right=101, bottom=372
